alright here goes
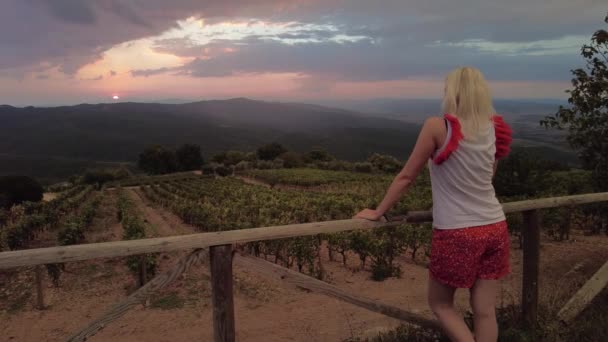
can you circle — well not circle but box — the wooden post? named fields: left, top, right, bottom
left=35, top=265, right=45, bottom=310
left=522, top=210, right=540, bottom=328
left=210, top=245, right=235, bottom=342
left=138, top=255, right=147, bottom=288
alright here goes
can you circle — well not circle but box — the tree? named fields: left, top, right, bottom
left=176, top=144, right=204, bottom=171
left=0, top=175, right=44, bottom=209
left=493, top=150, right=550, bottom=197
left=224, top=151, right=247, bottom=166
left=138, top=145, right=178, bottom=175
left=367, top=153, right=402, bottom=173
left=304, top=149, right=335, bottom=163
left=279, top=151, right=304, bottom=168
left=541, top=13, right=608, bottom=191
left=257, top=142, right=287, bottom=161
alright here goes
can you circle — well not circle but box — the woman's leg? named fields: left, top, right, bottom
left=469, top=279, right=498, bottom=342
left=428, top=276, right=475, bottom=342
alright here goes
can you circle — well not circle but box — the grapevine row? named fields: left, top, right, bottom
left=141, top=177, right=433, bottom=280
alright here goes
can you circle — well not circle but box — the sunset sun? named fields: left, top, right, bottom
left=112, top=95, right=120, bottom=100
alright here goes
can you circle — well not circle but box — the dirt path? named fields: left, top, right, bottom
left=127, top=188, right=196, bottom=237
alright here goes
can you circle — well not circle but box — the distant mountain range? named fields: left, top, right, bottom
left=0, top=97, right=577, bottom=183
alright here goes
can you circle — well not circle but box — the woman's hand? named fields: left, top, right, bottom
left=353, top=208, right=385, bottom=221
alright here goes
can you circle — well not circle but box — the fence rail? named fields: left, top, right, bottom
left=1, top=192, right=607, bottom=269
left=1, top=192, right=608, bottom=342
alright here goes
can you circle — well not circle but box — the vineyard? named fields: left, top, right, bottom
left=1, top=168, right=608, bottom=341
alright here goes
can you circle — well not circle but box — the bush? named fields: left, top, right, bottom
left=367, top=153, right=402, bottom=173
left=215, top=165, right=232, bottom=177
left=272, top=158, right=285, bottom=169
left=225, top=151, right=248, bottom=166
left=304, top=149, right=335, bottom=163
left=234, top=161, right=251, bottom=171
left=257, top=142, right=288, bottom=161
left=328, top=160, right=353, bottom=171
left=255, top=160, right=274, bottom=170
left=176, top=144, right=204, bottom=171
left=354, top=162, right=374, bottom=173
left=138, top=145, right=179, bottom=175
left=201, top=164, right=215, bottom=175
left=279, top=151, right=304, bottom=168
left=0, top=175, right=44, bottom=209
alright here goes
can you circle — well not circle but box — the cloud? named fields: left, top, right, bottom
left=130, top=67, right=175, bottom=78
left=153, top=33, right=581, bottom=83
left=0, top=0, right=306, bottom=73
left=43, top=0, right=97, bottom=25
left=82, top=74, right=103, bottom=81
left=0, top=0, right=605, bottom=104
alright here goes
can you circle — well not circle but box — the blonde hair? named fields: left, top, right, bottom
left=442, top=67, right=495, bottom=138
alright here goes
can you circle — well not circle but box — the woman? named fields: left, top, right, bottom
left=354, top=66, right=512, bottom=342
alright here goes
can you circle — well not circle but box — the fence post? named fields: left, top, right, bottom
left=138, top=255, right=147, bottom=288
left=210, top=244, right=235, bottom=342
left=522, top=209, right=540, bottom=329
left=35, top=265, right=45, bottom=309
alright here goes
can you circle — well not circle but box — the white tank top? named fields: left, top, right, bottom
left=429, top=114, right=510, bottom=229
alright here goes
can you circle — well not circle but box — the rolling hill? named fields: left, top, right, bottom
left=0, top=98, right=577, bottom=183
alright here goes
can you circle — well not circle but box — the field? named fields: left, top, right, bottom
left=1, top=169, right=607, bottom=341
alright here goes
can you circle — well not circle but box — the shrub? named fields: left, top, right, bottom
left=304, top=149, right=335, bottom=163
left=176, top=144, right=204, bottom=171
left=255, top=160, right=274, bottom=170
left=201, top=164, right=215, bottom=175
left=234, top=160, right=251, bottom=171
left=257, top=142, right=288, bottom=161
left=272, top=158, right=285, bottom=169
left=137, top=145, right=179, bottom=175
left=367, top=153, right=402, bottom=173
left=279, top=151, right=304, bottom=168
left=328, top=160, right=353, bottom=171
left=215, top=165, right=232, bottom=177
left=354, top=162, right=374, bottom=173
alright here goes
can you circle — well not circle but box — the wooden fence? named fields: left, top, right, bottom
left=1, top=192, right=608, bottom=341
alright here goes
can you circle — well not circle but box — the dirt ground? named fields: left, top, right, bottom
left=1, top=190, right=607, bottom=342
left=42, top=193, right=58, bottom=202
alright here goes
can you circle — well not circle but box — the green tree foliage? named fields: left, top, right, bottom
left=215, top=165, right=232, bottom=177
left=138, top=145, right=178, bottom=175
left=279, top=151, right=304, bottom=168
left=493, top=149, right=566, bottom=197
left=367, top=153, right=402, bottom=173
left=541, top=13, right=608, bottom=191
left=304, top=149, right=335, bottom=163
left=257, top=142, right=287, bottom=161
left=176, top=144, right=204, bottom=171
left=0, top=175, right=44, bottom=209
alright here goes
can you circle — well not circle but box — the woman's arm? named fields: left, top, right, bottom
left=354, top=117, right=444, bottom=221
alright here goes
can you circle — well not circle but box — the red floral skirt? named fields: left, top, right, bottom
left=429, top=220, right=510, bottom=288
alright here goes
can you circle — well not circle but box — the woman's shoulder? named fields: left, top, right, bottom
left=423, top=116, right=446, bottom=131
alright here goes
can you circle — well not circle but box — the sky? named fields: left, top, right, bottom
left=0, top=0, right=606, bottom=106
